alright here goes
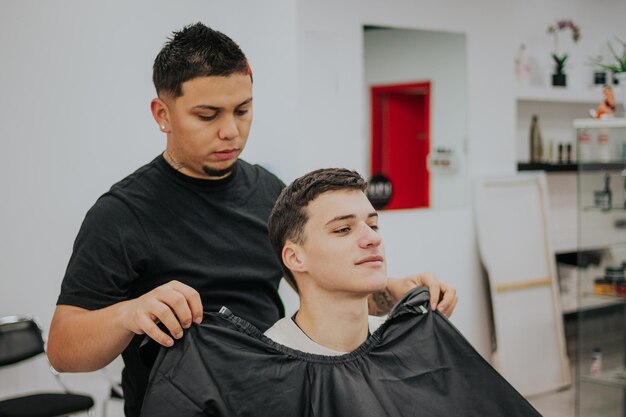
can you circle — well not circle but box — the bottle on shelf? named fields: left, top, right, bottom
left=514, top=44, right=531, bottom=88
left=622, top=169, right=626, bottom=208
left=596, top=130, right=611, bottom=162
left=529, top=114, right=543, bottom=162
left=578, top=129, right=591, bottom=162
left=593, top=173, right=612, bottom=210
left=590, top=348, right=602, bottom=378
left=604, top=173, right=612, bottom=209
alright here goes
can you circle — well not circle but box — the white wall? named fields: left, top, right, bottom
left=512, top=0, right=626, bottom=163
left=512, top=0, right=626, bottom=91
left=0, top=0, right=298, bottom=412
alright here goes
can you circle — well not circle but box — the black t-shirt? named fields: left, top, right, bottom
left=57, top=155, right=285, bottom=417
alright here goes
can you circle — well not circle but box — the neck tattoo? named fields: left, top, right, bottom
left=164, top=151, right=185, bottom=172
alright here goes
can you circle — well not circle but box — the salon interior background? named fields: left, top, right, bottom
left=2, top=0, right=626, bottom=413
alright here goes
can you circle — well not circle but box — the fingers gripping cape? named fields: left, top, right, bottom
left=140, top=287, right=542, bottom=417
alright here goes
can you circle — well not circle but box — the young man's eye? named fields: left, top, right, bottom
left=370, top=224, right=379, bottom=231
left=334, top=227, right=351, bottom=234
left=198, top=114, right=217, bottom=121
left=235, top=109, right=249, bottom=116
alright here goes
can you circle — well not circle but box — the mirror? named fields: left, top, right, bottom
left=363, top=26, right=468, bottom=209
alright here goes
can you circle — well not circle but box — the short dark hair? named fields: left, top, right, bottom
left=153, top=22, right=250, bottom=98
left=268, top=168, right=367, bottom=293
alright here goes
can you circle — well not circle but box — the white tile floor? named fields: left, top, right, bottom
left=527, top=374, right=625, bottom=417
left=528, top=387, right=575, bottom=417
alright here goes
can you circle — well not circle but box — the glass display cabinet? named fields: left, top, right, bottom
left=574, top=118, right=626, bottom=417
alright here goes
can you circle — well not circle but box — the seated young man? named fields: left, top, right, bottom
left=264, top=167, right=389, bottom=353
left=140, top=168, right=541, bottom=417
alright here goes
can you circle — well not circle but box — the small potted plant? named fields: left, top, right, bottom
left=589, top=37, right=626, bottom=85
left=547, top=19, right=581, bottom=87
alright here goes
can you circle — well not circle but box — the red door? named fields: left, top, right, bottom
left=371, top=82, right=430, bottom=210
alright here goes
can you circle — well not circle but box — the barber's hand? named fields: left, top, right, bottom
left=386, top=273, right=457, bottom=317
left=120, top=280, right=203, bottom=347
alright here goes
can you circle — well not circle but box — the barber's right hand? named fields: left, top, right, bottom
left=120, top=280, right=203, bottom=347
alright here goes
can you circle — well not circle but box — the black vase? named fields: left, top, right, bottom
left=552, top=72, right=566, bottom=87
left=594, top=71, right=607, bottom=85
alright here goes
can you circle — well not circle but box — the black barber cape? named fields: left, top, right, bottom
left=140, top=287, right=542, bottom=416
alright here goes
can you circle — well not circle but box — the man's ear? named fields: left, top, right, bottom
left=282, top=241, right=307, bottom=274
left=150, top=97, right=171, bottom=133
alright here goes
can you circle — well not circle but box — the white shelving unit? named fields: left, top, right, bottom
left=574, top=118, right=626, bottom=417
left=516, top=87, right=625, bottom=164
left=517, top=86, right=623, bottom=105
left=516, top=87, right=626, bottom=321
left=574, top=118, right=626, bottom=129
left=516, top=85, right=626, bottom=258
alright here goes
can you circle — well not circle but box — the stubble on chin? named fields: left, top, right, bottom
left=202, top=164, right=234, bottom=178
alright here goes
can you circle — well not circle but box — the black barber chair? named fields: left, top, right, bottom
left=0, top=315, right=94, bottom=417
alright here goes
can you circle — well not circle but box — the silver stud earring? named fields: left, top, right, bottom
left=160, top=125, right=166, bottom=130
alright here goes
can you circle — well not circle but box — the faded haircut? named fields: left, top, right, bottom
left=153, top=22, right=250, bottom=98
left=268, top=168, right=367, bottom=293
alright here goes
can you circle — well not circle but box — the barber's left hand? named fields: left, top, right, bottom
left=386, top=273, right=457, bottom=318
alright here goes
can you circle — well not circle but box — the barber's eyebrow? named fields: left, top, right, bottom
left=191, top=97, right=253, bottom=111
left=324, top=212, right=378, bottom=227
left=192, top=104, right=221, bottom=111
